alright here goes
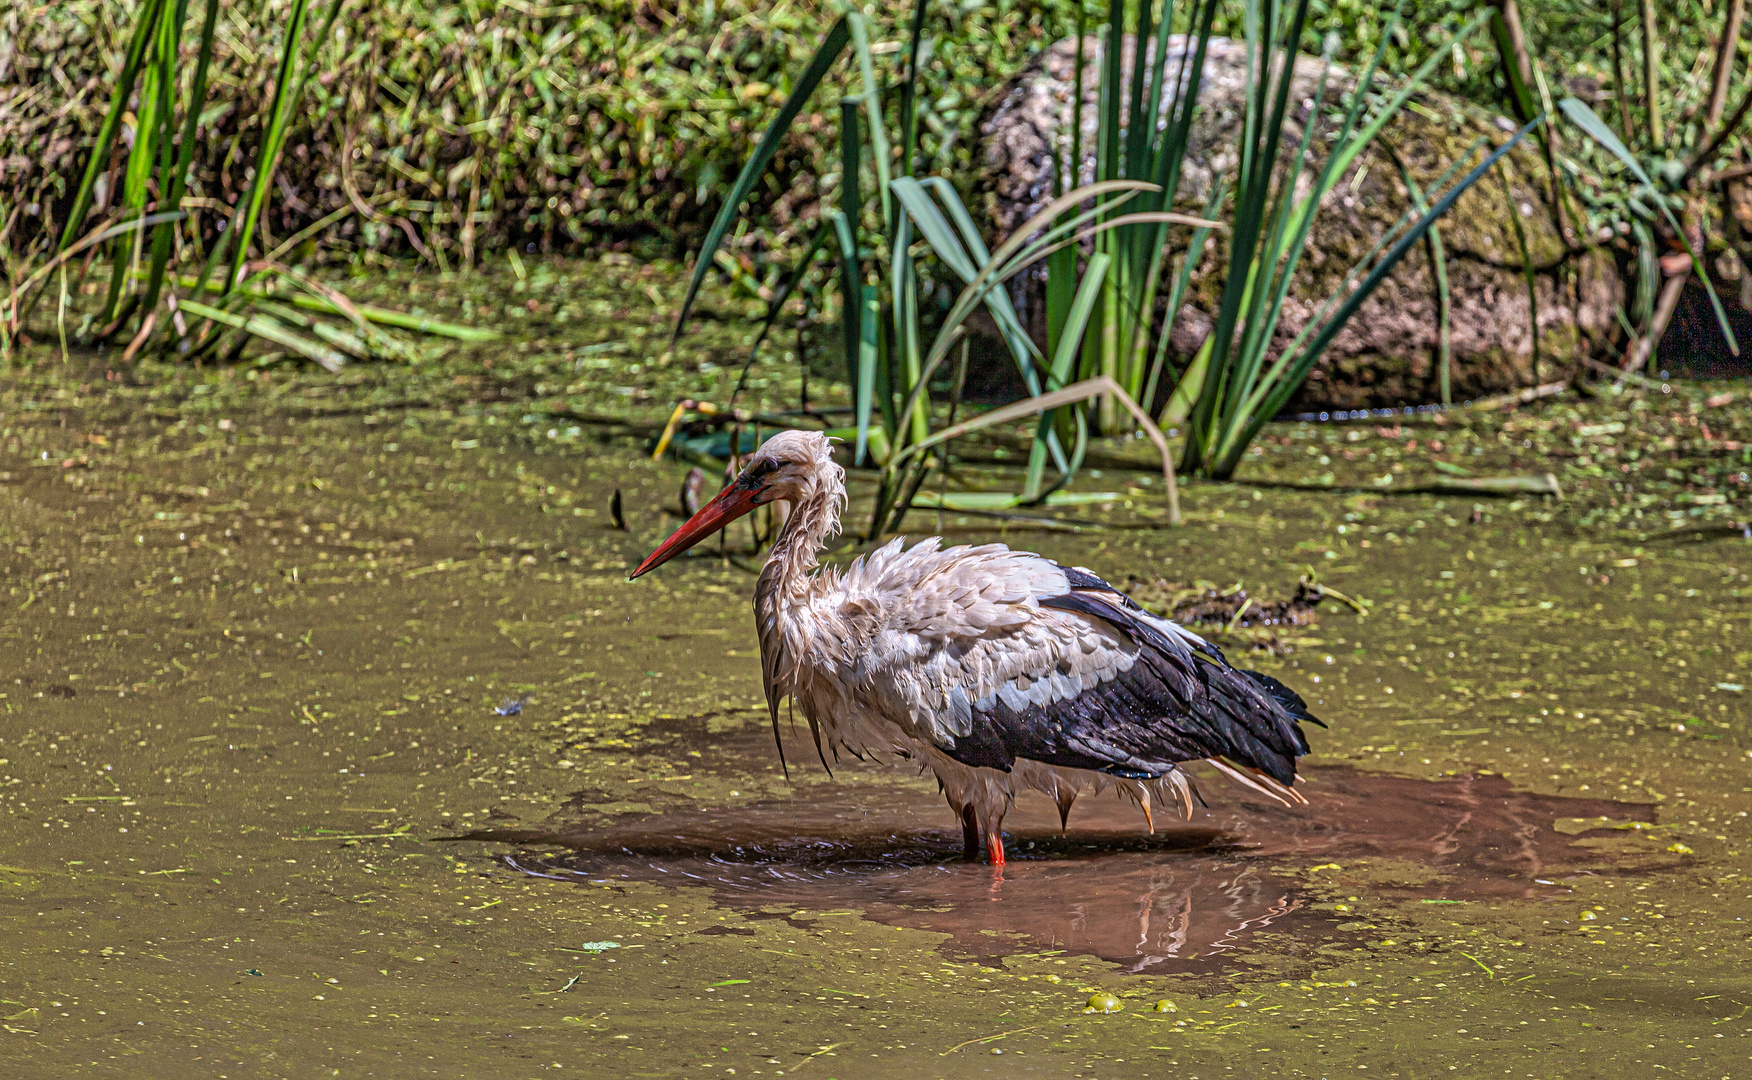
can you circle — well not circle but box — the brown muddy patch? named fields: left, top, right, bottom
left=470, top=755, right=1657, bottom=976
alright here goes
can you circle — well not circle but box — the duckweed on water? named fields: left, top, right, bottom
left=0, top=260, right=1749, bottom=1075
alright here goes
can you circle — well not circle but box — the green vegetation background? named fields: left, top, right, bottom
left=6, top=0, right=1705, bottom=264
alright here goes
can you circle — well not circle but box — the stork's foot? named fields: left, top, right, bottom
left=986, top=831, right=1005, bottom=867
left=959, top=804, right=979, bottom=863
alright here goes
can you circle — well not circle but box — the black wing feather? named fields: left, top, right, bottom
left=936, top=568, right=1318, bottom=785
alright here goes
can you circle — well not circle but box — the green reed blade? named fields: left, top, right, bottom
left=846, top=13, right=892, bottom=233
left=1143, top=181, right=1223, bottom=415
left=1122, top=0, right=1155, bottom=183
left=1560, top=96, right=1738, bottom=354
left=890, top=211, right=929, bottom=447
left=897, top=0, right=930, bottom=178
left=1186, top=0, right=1312, bottom=461
left=677, top=19, right=852, bottom=346
left=1024, top=251, right=1109, bottom=501
left=1234, top=135, right=1489, bottom=426
left=1097, top=0, right=1124, bottom=186
left=1490, top=9, right=1539, bottom=125
left=892, top=178, right=1034, bottom=371
left=142, top=0, right=219, bottom=321
left=5, top=212, right=185, bottom=314
left=890, top=184, right=1155, bottom=435
left=830, top=214, right=861, bottom=407
left=1223, top=117, right=1545, bottom=474
left=226, top=0, right=314, bottom=290
left=56, top=0, right=167, bottom=253
left=837, top=99, right=863, bottom=392
left=177, top=298, right=345, bottom=372
left=855, top=284, right=880, bottom=467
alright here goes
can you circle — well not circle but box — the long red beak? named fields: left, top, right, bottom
left=628, top=481, right=762, bottom=579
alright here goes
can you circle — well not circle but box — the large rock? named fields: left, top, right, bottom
left=980, top=35, right=1622, bottom=411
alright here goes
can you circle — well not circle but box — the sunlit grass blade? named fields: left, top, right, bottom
left=893, top=195, right=1194, bottom=441
left=854, top=284, right=880, bottom=467
left=829, top=209, right=860, bottom=393
left=891, top=178, right=1036, bottom=372
left=98, top=0, right=183, bottom=327
left=55, top=0, right=166, bottom=254
left=166, top=271, right=496, bottom=342
left=6, top=212, right=185, bottom=315
left=227, top=0, right=344, bottom=292
left=1143, top=182, right=1223, bottom=416
left=889, top=375, right=1179, bottom=525
left=177, top=298, right=346, bottom=372
left=1162, top=335, right=1212, bottom=426
left=226, top=0, right=312, bottom=290
left=836, top=93, right=863, bottom=393
left=889, top=212, right=929, bottom=447
left=1185, top=0, right=1313, bottom=467
left=846, top=13, right=892, bottom=230
left=670, top=16, right=851, bottom=344
left=1232, top=135, right=1488, bottom=425
left=887, top=181, right=1155, bottom=431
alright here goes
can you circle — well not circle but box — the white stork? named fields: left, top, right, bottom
left=630, top=430, right=1320, bottom=865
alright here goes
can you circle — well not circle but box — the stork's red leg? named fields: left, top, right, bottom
left=985, top=828, right=1005, bottom=867
left=959, top=804, right=979, bottom=862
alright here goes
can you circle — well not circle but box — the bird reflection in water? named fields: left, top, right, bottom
left=488, top=763, right=1651, bottom=974
left=503, top=789, right=1315, bottom=975
left=914, top=853, right=1306, bottom=974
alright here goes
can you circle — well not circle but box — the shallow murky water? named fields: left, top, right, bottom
left=1, top=367, right=1749, bottom=1077
left=488, top=742, right=1658, bottom=978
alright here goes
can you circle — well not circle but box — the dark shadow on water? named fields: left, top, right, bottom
left=1658, top=278, right=1752, bottom=379
left=465, top=763, right=1656, bottom=976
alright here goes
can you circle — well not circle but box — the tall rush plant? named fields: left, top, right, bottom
left=1180, top=0, right=1507, bottom=479
left=671, top=6, right=1205, bottom=534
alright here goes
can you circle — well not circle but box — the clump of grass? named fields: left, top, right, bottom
left=2, top=0, right=1591, bottom=273
left=0, top=0, right=491, bottom=367
left=1, top=0, right=1101, bottom=274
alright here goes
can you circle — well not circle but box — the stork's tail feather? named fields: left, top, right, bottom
left=1243, top=669, right=1326, bottom=730
left=1203, top=757, right=1308, bottom=807
left=1055, top=786, right=1077, bottom=831
left=1121, top=770, right=1198, bottom=826
left=1160, top=770, right=1197, bottom=819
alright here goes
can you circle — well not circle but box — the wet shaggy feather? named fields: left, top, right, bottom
left=715, top=430, right=1322, bottom=863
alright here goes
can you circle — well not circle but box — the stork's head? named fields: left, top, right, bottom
left=629, top=429, right=839, bottom=579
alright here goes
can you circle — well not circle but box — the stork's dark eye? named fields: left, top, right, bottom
left=739, top=458, right=783, bottom=487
